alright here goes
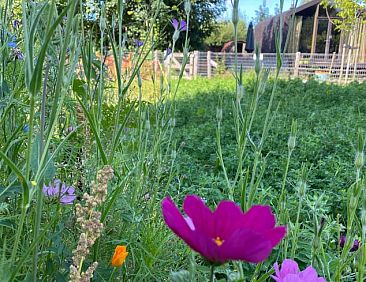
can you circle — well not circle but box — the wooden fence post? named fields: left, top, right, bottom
left=154, top=50, right=160, bottom=74
left=189, top=53, right=194, bottom=78
left=207, top=51, right=212, bottom=78
left=193, top=51, right=199, bottom=78
left=294, top=52, right=301, bottom=77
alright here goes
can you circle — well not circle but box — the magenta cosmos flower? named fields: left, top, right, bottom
left=272, top=259, right=326, bottom=282
left=161, top=195, right=286, bottom=264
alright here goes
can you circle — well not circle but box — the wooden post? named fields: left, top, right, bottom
left=311, top=4, right=320, bottom=54
left=207, top=51, right=212, bottom=78
left=193, top=51, right=199, bottom=78
left=339, top=43, right=346, bottom=83
left=345, top=31, right=355, bottom=83
left=329, top=52, right=336, bottom=76
left=189, top=53, right=194, bottom=79
left=353, top=19, right=362, bottom=80
left=154, top=50, right=160, bottom=74
left=325, top=21, right=332, bottom=55
left=294, top=52, right=301, bottom=77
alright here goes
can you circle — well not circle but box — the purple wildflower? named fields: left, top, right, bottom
left=171, top=19, right=187, bottom=31
left=134, top=39, right=144, bottom=48
left=43, top=179, right=76, bottom=205
left=340, top=235, right=360, bottom=252
left=65, top=126, right=76, bottom=134
left=12, top=48, right=24, bottom=60
left=272, top=259, right=326, bottom=282
left=13, top=20, right=20, bottom=29
left=164, top=47, right=172, bottom=60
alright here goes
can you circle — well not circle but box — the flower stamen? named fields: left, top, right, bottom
left=214, top=237, right=224, bottom=246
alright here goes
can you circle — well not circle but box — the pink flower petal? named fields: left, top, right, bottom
left=183, top=195, right=214, bottom=237
left=263, top=226, right=287, bottom=247
left=219, top=228, right=273, bottom=263
left=162, top=197, right=202, bottom=254
left=242, top=205, right=276, bottom=231
left=300, top=266, right=321, bottom=281
left=212, top=200, right=247, bottom=239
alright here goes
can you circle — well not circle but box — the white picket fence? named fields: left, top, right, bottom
left=154, top=51, right=366, bottom=83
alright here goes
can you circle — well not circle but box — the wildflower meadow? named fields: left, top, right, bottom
left=1, top=0, right=366, bottom=281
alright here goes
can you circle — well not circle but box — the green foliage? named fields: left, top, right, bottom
left=55, top=0, right=226, bottom=50
left=321, top=0, right=366, bottom=30
left=254, top=0, right=270, bottom=24
left=205, top=20, right=246, bottom=48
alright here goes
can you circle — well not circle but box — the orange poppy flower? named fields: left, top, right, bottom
left=111, top=245, right=128, bottom=267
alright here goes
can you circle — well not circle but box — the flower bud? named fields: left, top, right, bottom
left=216, top=108, right=222, bottom=122
left=298, top=180, right=307, bottom=198
left=355, top=151, right=364, bottom=170
left=145, top=119, right=150, bottom=131
left=236, top=84, right=245, bottom=102
left=137, top=72, right=142, bottom=89
left=361, top=209, right=366, bottom=227
left=288, top=136, right=296, bottom=151
left=349, top=195, right=358, bottom=211
left=232, top=6, right=239, bottom=26
left=184, top=0, right=191, bottom=15
left=169, top=118, right=176, bottom=127
left=171, top=150, right=177, bottom=160
left=173, top=29, right=180, bottom=43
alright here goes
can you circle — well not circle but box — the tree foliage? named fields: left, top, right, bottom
left=56, top=0, right=226, bottom=50
left=205, top=20, right=246, bottom=48
left=321, top=0, right=366, bottom=30
left=254, top=0, right=270, bottom=24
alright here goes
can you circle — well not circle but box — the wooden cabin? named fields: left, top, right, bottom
left=254, top=0, right=366, bottom=62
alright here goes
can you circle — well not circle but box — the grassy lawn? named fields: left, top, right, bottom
left=173, top=78, right=366, bottom=206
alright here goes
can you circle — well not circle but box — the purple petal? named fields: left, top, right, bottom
left=277, top=259, right=300, bottom=277
left=171, top=18, right=179, bottom=30
left=218, top=227, right=273, bottom=263
left=299, top=266, right=320, bottom=281
left=60, top=194, right=76, bottom=204
left=282, top=274, right=302, bottom=282
left=351, top=239, right=360, bottom=252
left=42, top=185, right=49, bottom=196
left=183, top=195, right=214, bottom=237
left=179, top=20, right=187, bottom=31
left=66, top=186, right=75, bottom=195
left=242, top=205, right=276, bottom=231
left=162, top=197, right=200, bottom=251
left=263, top=226, right=287, bottom=247
left=212, top=200, right=246, bottom=239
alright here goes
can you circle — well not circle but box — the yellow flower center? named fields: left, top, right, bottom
left=214, top=237, right=224, bottom=246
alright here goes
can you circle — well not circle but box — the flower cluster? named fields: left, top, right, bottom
left=43, top=179, right=76, bottom=205
left=69, top=165, right=114, bottom=282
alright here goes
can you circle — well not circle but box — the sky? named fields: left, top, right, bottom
left=224, top=0, right=293, bottom=22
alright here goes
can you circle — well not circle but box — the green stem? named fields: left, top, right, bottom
left=108, top=267, right=117, bottom=282
left=209, top=265, right=215, bottom=282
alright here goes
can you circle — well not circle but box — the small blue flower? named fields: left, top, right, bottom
left=23, top=124, right=29, bottom=133
left=8, top=36, right=17, bottom=48
left=134, top=39, right=144, bottom=48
